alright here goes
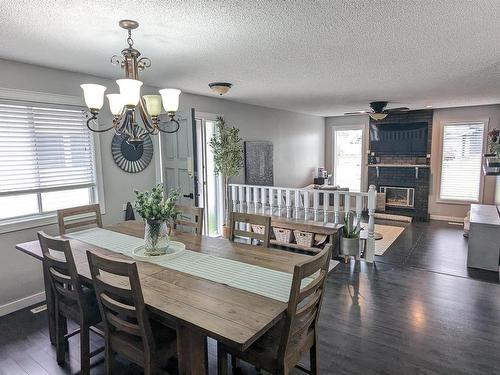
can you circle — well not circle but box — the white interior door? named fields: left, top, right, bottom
left=333, top=126, right=365, bottom=192
left=161, top=109, right=197, bottom=206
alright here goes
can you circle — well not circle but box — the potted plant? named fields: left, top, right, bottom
left=134, top=185, right=179, bottom=256
left=341, top=210, right=361, bottom=256
left=209, top=116, right=243, bottom=238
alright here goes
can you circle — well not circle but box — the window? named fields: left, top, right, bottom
left=333, top=128, right=364, bottom=192
left=439, top=122, right=485, bottom=202
left=0, top=101, right=98, bottom=221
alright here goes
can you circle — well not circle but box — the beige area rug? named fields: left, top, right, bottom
left=329, top=259, right=340, bottom=272
left=361, top=224, right=405, bottom=256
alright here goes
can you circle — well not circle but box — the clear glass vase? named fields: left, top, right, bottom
left=144, top=220, right=170, bottom=256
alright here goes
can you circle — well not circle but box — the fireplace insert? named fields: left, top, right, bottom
left=380, top=186, right=415, bottom=208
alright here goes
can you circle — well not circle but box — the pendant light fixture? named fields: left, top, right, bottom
left=80, top=20, right=181, bottom=145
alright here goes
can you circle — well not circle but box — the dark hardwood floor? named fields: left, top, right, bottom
left=2, top=220, right=500, bottom=374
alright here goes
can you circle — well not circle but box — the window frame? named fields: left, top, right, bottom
left=0, top=88, right=105, bottom=233
left=437, top=120, right=487, bottom=205
left=331, top=124, right=367, bottom=192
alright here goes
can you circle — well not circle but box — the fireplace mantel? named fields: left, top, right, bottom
left=367, top=164, right=429, bottom=168
left=368, top=164, right=430, bottom=178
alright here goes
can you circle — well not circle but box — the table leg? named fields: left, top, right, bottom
left=177, top=324, right=208, bottom=375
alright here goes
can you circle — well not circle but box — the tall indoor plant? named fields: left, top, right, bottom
left=209, top=116, right=243, bottom=237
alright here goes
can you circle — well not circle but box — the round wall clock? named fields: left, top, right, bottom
left=111, top=129, right=153, bottom=173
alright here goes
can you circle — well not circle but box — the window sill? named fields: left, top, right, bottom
left=0, top=213, right=60, bottom=235
left=0, top=210, right=104, bottom=235
left=436, top=198, right=478, bottom=206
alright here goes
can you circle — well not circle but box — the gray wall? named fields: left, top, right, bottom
left=179, top=94, right=325, bottom=187
left=0, top=58, right=325, bottom=310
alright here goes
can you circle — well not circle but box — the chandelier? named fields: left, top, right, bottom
left=80, top=20, right=181, bottom=145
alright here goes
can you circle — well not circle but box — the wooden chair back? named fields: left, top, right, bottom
left=174, top=205, right=204, bottom=235
left=37, top=231, right=85, bottom=312
left=230, top=212, right=271, bottom=248
left=278, top=244, right=332, bottom=359
left=86, top=251, right=156, bottom=355
left=57, top=204, right=102, bottom=235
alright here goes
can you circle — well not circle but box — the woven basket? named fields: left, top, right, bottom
left=251, top=224, right=266, bottom=235
left=273, top=227, right=292, bottom=243
left=293, top=230, right=314, bottom=247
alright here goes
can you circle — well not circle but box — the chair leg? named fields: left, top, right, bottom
left=231, top=355, right=240, bottom=371
left=55, top=311, right=66, bottom=366
left=310, top=340, right=319, bottom=375
left=217, top=343, right=228, bottom=375
left=80, top=324, right=90, bottom=375
left=105, top=340, right=114, bottom=375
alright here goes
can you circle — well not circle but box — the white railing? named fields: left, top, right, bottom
left=229, top=183, right=377, bottom=262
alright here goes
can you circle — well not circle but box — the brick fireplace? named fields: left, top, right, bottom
left=367, top=110, right=432, bottom=221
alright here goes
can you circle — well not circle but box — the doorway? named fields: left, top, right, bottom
left=195, top=113, right=224, bottom=237
left=332, top=127, right=365, bottom=192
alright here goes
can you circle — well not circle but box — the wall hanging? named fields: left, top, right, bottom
left=111, top=127, right=153, bottom=173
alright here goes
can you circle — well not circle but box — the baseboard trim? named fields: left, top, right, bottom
left=0, top=291, right=46, bottom=317
left=430, top=215, right=464, bottom=223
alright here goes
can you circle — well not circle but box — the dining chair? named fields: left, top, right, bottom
left=173, top=205, right=204, bottom=235
left=217, top=243, right=332, bottom=375
left=57, top=203, right=103, bottom=235
left=37, top=231, right=103, bottom=375
left=230, top=212, right=271, bottom=247
left=86, top=251, right=177, bottom=375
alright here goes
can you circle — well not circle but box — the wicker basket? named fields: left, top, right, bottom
left=251, top=224, right=266, bottom=235
left=273, top=227, right=292, bottom=243
left=293, top=230, right=314, bottom=247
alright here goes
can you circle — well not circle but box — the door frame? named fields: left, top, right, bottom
left=194, top=111, right=224, bottom=236
left=331, top=124, right=368, bottom=192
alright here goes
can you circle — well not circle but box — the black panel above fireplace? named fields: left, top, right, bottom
left=370, top=122, right=428, bottom=156
left=367, top=110, right=433, bottom=221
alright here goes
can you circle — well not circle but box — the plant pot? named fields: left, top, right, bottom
left=221, top=224, right=231, bottom=239
left=144, top=220, right=170, bottom=256
left=341, top=237, right=360, bottom=256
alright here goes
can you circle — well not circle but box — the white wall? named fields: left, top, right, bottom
left=429, top=105, right=500, bottom=219
left=179, top=94, right=325, bottom=188
left=0, top=58, right=325, bottom=312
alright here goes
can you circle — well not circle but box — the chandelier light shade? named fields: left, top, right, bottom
left=159, top=89, right=181, bottom=113
left=143, top=95, right=162, bottom=116
left=80, top=84, right=106, bottom=110
left=80, top=20, right=181, bottom=143
left=116, top=79, right=143, bottom=106
left=106, top=94, right=124, bottom=115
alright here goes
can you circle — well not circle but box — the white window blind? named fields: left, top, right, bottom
left=0, top=101, right=97, bottom=220
left=439, top=122, right=484, bottom=202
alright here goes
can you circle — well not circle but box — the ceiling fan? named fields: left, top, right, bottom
left=344, top=101, right=410, bottom=121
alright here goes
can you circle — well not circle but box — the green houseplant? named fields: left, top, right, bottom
left=134, top=185, right=179, bottom=255
left=209, top=116, right=243, bottom=237
left=341, top=210, right=361, bottom=256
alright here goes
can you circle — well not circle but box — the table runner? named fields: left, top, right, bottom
left=67, top=228, right=310, bottom=302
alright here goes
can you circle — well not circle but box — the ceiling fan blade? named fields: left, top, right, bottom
left=344, top=111, right=371, bottom=115
left=386, top=107, right=410, bottom=112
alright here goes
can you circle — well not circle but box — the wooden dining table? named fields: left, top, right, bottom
left=15, top=220, right=310, bottom=375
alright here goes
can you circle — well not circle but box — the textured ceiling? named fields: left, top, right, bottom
left=1, top=0, right=500, bottom=116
